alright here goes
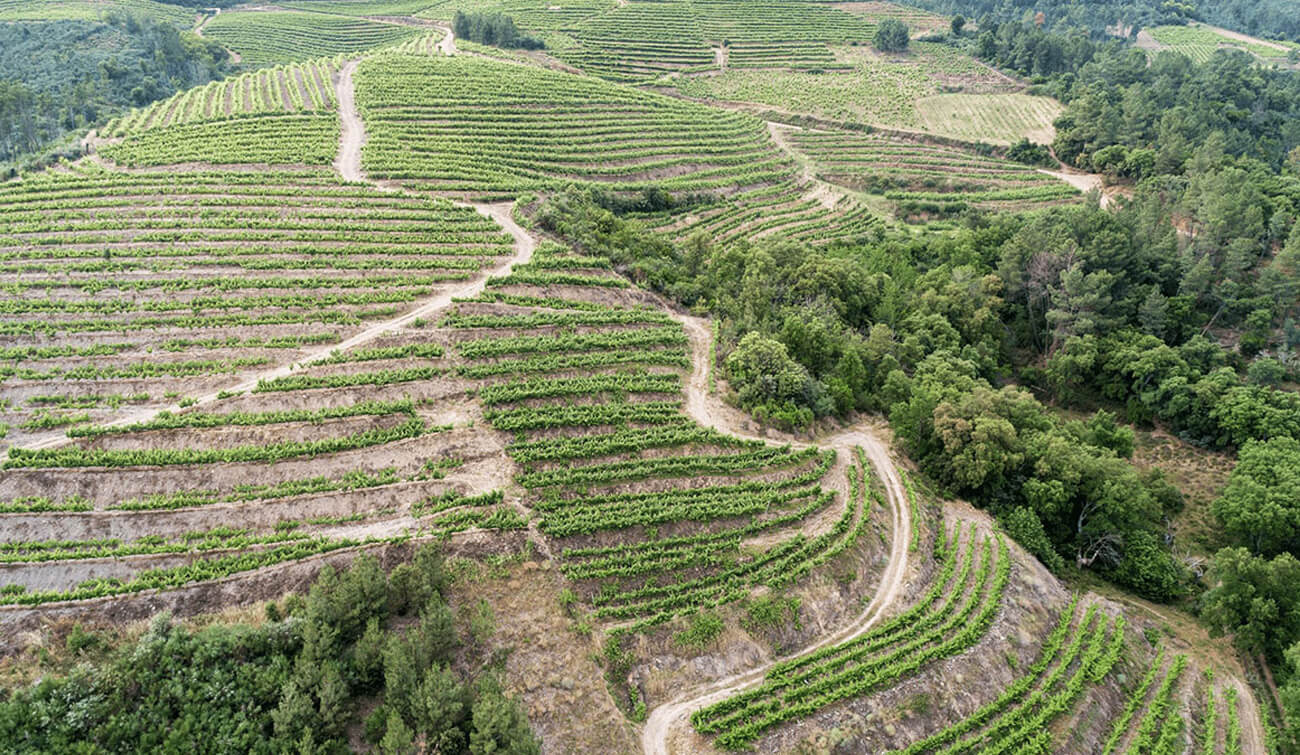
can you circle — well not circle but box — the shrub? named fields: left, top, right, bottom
left=675, top=611, right=725, bottom=649
left=874, top=19, right=910, bottom=52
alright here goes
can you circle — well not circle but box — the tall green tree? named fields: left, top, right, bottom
left=1212, top=437, right=1300, bottom=555
left=1201, top=547, right=1300, bottom=663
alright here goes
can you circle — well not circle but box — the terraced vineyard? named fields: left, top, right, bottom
left=0, top=162, right=540, bottom=615
left=104, top=58, right=341, bottom=137
left=415, top=0, right=616, bottom=32
left=554, top=1, right=714, bottom=82
left=1146, top=23, right=1298, bottom=64
left=893, top=598, right=1128, bottom=755
left=0, top=0, right=194, bottom=23
left=692, top=521, right=1013, bottom=748
left=674, top=43, right=1044, bottom=141
left=0, top=169, right=512, bottom=446
left=540, top=0, right=877, bottom=81
left=388, top=31, right=448, bottom=55
left=1101, top=650, right=1192, bottom=754
left=203, top=10, right=422, bottom=66
left=284, top=0, right=444, bottom=16
left=830, top=0, right=950, bottom=34
left=0, top=8, right=1275, bottom=754
left=634, top=180, right=882, bottom=244
left=448, top=242, right=884, bottom=634
left=784, top=129, right=1081, bottom=220
left=692, top=0, right=875, bottom=46
left=726, top=41, right=842, bottom=70
left=355, top=53, right=794, bottom=195
left=100, top=115, right=341, bottom=167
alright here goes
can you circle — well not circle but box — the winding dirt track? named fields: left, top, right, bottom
left=640, top=315, right=913, bottom=755
left=194, top=9, right=242, bottom=64
left=1232, top=675, right=1267, bottom=755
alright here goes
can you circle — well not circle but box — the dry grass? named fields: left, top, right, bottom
left=915, top=92, right=1062, bottom=144
left=1131, top=429, right=1235, bottom=560
left=448, top=555, right=640, bottom=755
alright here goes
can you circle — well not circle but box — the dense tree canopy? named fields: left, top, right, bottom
left=874, top=19, right=912, bottom=52
left=1201, top=547, right=1300, bottom=664
left=0, top=14, right=230, bottom=168
left=1212, top=437, right=1300, bottom=557
left=0, top=546, right=540, bottom=754
left=452, top=11, right=544, bottom=50
left=902, top=0, right=1298, bottom=42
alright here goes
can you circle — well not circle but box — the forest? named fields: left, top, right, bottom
left=451, top=11, right=544, bottom=50
left=0, top=13, right=230, bottom=171
left=901, top=0, right=1300, bottom=41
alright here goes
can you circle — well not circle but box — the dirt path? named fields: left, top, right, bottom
left=765, top=121, right=853, bottom=213
left=361, top=15, right=440, bottom=29
left=766, top=121, right=811, bottom=181
left=194, top=9, right=242, bottom=64
left=193, top=9, right=215, bottom=35
left=1135, top=29, right=1164, bottom=53
left=640, top=314, right=913, bottom=755
left=1038, top=167, right=1115, bottom=210
left=1232, top=674, right=1268, bottom=755
left=1196, top=22, right=1290, bottom=52
left=713, top=45, right=727, bottom=70
left=20, top=203, right=533, bottom=452
left=333, top=59, right=366, bottom=183
left=436, top=25, right=457, bottom=55
left=1098, top=589, right=1268, bottom=755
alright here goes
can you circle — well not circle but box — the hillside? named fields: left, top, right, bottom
left=1, top=2, right=1296, bottom=754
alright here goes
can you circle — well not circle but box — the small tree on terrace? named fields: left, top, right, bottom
left=873, top=19, right=910, bottom=52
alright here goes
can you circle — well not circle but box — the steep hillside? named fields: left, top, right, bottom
left=0, top=11, right=1281, bottom=755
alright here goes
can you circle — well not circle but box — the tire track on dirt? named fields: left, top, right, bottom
left=640, top=314, right=913, bottom=755
left=334, top=59, right=366, bottom=183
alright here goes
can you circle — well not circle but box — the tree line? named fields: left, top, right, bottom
left=452, top=11, right=544, bottom=50
left=898, top=0, right=1298, bottom=42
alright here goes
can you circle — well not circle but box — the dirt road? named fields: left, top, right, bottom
left=193, top=9, right=214, bottom=35
left=1038, top=167, right=1114, bottom=210
left=1232, top=675, right=1268, bottom=755
left=333, top=60, right=366, bottom=182
left=640, top=315, right=914, bottom=755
